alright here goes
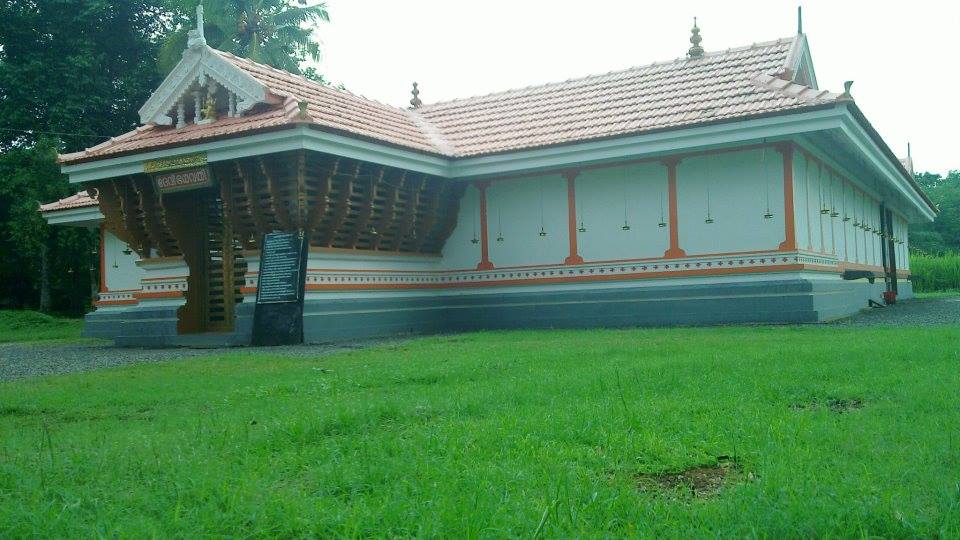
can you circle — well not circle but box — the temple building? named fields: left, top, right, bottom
left=42, top=12, right=935, bottom=346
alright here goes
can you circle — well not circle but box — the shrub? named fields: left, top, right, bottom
left=910, top=252, right=960, bottom=292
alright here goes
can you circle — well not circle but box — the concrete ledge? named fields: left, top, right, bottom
left=89, top=276, right=904, bottom=346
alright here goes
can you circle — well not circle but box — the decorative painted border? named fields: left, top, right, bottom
left=139, top=276, right=188, bottom=296
left=240, top=251, right=841, bottom=293
left=96, top=290, right=137, bottom=306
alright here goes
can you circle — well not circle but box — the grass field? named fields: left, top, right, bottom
left=911, top=253, right=960, bottom=293
left=0, top=326, right=960, bottom=537
left=2, top=325, right=959, bottom=537
left=0, top=311, right=83, bottom=344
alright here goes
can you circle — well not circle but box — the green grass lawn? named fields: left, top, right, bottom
left=0, top=310, right=84, bottom=344
left=2, top=326, right=959, bottom=537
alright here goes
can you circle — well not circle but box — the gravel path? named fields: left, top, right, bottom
left=0, top=338, right=404, bottom=382
left=829, top=296, right=960, bottom=327
left=2, top=297, right=956, bottom=382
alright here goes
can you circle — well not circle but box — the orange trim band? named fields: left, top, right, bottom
left=285, top=248, right=800, bottom=276
left=662, top=158, right=686, bottom=259
left=302, top=264, right=818, bottom=292
left=777, top=143, right=797, bottom=251
left=95, top=299, right=139, bottom=307
left=475, top=181, right=494, bottom=271
left=141, top=275, right=189, bottom=282
left=563, top=170, right=584, bottom=265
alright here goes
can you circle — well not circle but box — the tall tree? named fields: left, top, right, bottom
left=159, top=0, right=329, bottom=77
left=0, top=0, right=170, bottom=313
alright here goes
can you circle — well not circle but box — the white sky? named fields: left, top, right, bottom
left=313, top=0, right=958, bottom=175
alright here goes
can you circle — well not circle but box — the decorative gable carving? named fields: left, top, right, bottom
left=138, top=40, right=270, bottom=127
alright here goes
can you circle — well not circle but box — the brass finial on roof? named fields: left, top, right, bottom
left=410, top=82, right=422, bottom=108
left=688, top=17, right=704, bottom=59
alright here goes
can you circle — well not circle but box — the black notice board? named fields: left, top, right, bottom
left=252, top=231, right=308, bottom=346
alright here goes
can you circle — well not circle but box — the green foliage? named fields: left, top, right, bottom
left=1, top=326, right=960, bottom=536
left=910, top=253, right=960, bottom=293
left=0, top=0, right=169, bottom=313
left=0, top=141, right=96, bottom=313
left=0, top=0, right=168, bottom=152
left=0, top=310, right=83, bottom=343
left=160, top=0, right=330, bottom=75
left=911, top=170, right=960, bottom=255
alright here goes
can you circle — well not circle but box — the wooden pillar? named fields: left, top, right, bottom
left=563, top=169, right=584, bottom=265
left=777, top=143, right=797, bottom=251
left=662, top=157, right=686, bottom=259
left=475, top=180, right=494, bottom=270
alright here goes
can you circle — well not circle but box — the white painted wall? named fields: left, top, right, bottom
left=440, top=183, right=483, bottom=269
left=483, top=174, right=567, bottom=268
left=103, top=231, right=145, bottom=291
left=576, top=162, right=670, bottom=261
left=677, top=149, right=785, bottom=256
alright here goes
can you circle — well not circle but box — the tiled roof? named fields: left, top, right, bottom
left=416, top=38, right=841, bottom=156
left=61, top=35, right=842, bottom=164
left=39, top=190, right=98, bottom=213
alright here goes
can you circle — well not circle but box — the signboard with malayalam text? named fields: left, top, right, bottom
left=251, top=231, right=309, bottom=346
left=153, top=167, right=213, bottom=194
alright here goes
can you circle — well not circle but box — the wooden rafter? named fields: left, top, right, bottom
left=322, top=161, right=359, bottom=247
left=90, top=180, right=133, bottom=250
left=132, top=177, right=179, bottom=256
left=260, top=157, right=290, bottom=230
left=306, top=157, right=337, bottom=235
left=393, top=175, right=424, bottom=251
left=295, top=150, right=307, bottom=228
left=113, top=178, right=151, bottom=256
left=237, top=160, right=270, bottom=242
left=346, top=166, right=384, bottom=248
left=370, top=171, right=404, bottom=250
left=414, top=181, right=442, bottom=252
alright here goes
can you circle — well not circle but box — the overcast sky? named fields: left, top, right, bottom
left=313, top=1, right=957, bottom=175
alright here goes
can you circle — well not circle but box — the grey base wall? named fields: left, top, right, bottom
left=301, top=277, right=892, bottom=343
left=87, top=302, right=254, bottom=347
left=87, top=276, right=908, bottom=347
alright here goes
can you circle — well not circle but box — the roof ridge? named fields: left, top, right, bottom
left=404, top=109, right=456, bottom=156
left=418, top=36, right=799, bottom=110
left=213, top=49, right=410, bottom=113
left=752, top=72, right=842, bottom=104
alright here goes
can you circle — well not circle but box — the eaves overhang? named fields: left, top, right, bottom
left=61, top=103, right=934, bottom=222
left=838, top=103, right=937, bottom=220
left=41, top=206, right=104, bottom=227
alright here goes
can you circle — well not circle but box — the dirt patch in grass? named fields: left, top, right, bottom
left=635, top=457, right=743, bottom=498
left=791, top=398, right=864, bottom=413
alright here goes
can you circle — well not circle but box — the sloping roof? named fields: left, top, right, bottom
left=61, top=35, right=842, bottom=164
left=39, top=190, right=99, bottom=213
left=414, top=39, right=840, bottom=156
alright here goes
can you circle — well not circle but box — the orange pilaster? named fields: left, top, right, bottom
left=475, top=180, right=494, bottom=270
left=662, top=158, right=686, bottom=258
left=777, top=143, right=797, bottom=251
left=563, top=170, right=584, bottom=265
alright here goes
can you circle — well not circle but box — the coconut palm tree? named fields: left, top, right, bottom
left=159, top=0, right=329, bottom=77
